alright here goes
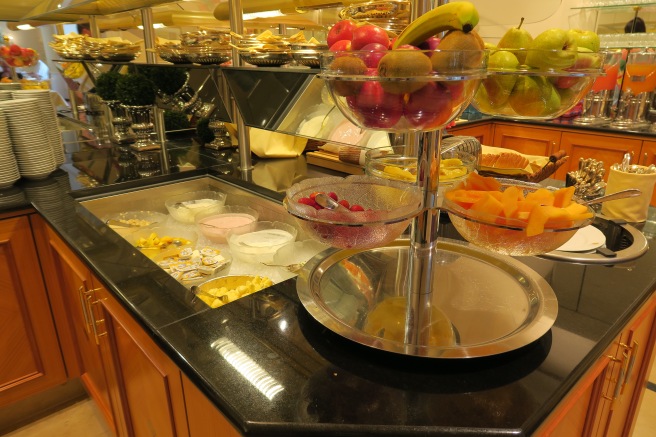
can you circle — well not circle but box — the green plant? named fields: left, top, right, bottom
left=115, top=73, right=157, bottom=106
left=164, top=110, right=191, bottom=131
left=196, top=117, right=214, bottom=144
left=95, top=71, right=123, bottom=101
left=139, top=66, right=188, bottom=96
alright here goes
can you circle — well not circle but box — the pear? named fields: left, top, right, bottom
left=525, top=28, right=578, bottom=70
left=508, top=76, right=558, bottom=117
left=497, top=17, right=533, bottom=64
left=483, top=50, right=520, bottom=107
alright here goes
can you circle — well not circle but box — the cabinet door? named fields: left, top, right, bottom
left=639, top=140, right=656, bottom=206
left=447, top=122, right=494, bottom=145
left=559, top=132, right=642, bottom=182
left=604, top=294, right=656, bottom=437
left=95, top=279, right=188, bottom=437
left=182, top=374, right=241, bottom=437
left=33, top=218, right=116, bottom=434
left=0, top=215, right=67, bottom=406
left=492, top=123, right=561, bottom=157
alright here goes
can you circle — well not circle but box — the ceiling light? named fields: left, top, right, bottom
left=16, top=24, right=36, bottom=30
left=243, top=10, right=285, bottom=20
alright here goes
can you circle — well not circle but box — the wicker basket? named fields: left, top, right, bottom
left=478, top=150, right=569, bottom=183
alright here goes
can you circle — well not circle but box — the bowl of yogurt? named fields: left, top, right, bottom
left=196, top=205, right=259, bottom=243
left=165, top=190, right=227, bottom=224
left=227, top=221, right=298, bottom=264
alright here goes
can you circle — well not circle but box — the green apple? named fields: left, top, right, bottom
left=567, top=29, right=600, bottom=52
left=497, top=17, right=533, bottom=64
left=483, top=50, right=520, bottom=107
left=508, top=76, right=558, bottom=117
left=525, top=28, right=578, bottom=70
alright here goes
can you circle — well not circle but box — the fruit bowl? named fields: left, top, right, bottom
left=471, top=48, right=604, bottom=120
left=284, top=175, right=423, bottom=249
left=319, top=49, right=486, bottom=132
left=442, top=179, right=595, bottom=256
left=365, top=146, right=476, bottom=191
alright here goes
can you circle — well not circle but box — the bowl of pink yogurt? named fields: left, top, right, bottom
left=195, top=205, right=259, bottom=243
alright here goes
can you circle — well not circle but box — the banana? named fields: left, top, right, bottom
left=392, top=1, right=480, bottom=49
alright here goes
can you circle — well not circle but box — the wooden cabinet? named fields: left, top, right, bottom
left=95, top=280, right=189, bottom=437
left=639, top=140, right=656, bottom=206
left=492, top=122, right=562, bottom=157
left=0, top=212, right=67, bottom=407
left=32, top=215, right=188, bottom=437
left=182, top=374, right=241, bottom=437
left=559, top=132, right=643, bottom=183
left=31, top=215, right=121, bottom=434
left=535, top=292, right=656, bottom=437
left=447, top=122, right=494, bottom=145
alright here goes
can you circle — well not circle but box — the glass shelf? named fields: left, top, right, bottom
left=571, top=2, right=656, bottom=10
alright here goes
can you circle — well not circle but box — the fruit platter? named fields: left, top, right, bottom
left=472, top=19, right=604, bottom=119
left=289, top=1, right=593, bottom=359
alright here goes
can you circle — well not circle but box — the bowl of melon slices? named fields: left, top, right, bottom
left=442, top=172, right=595, bottom=256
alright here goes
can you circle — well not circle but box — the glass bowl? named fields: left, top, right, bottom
left=227, top=221, right=298, bottom=264
left=365, top=146, right=476, bottom=192
left=284, top=175, right=423, bottom=249
left=471, top=48, right=604, bottom=120
left=319, top=49, right=487, bottom=132
left=104, top=210, right=168, bottom=238
left=195, top=205, right=259, bottom=243
left=442, top=179, right=595, bottom=256
left=165, top=190, right=227, bottom=224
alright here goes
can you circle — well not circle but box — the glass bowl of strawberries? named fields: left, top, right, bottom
left=284, top=175, right=422, bottom=249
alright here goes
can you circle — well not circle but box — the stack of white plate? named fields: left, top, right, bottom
left=0, top=90, right=13, bottom=101
left=0, top=98, right=57, bottom=180
left=0, top=82, right=21, bottom=90
left=12, top=89, right=65, bottom=166
left=0, top=108, right=20, bottom=188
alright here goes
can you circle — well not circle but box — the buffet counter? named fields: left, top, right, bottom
left=2, top=132, right=655, bottom=436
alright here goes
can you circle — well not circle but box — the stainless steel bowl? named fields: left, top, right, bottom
left=239, top=51, right=293, bottom=67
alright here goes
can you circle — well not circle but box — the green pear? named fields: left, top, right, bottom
left=483, top=50, right=520, bottom=107
left=508, top=76, right=557, bottom=117
left=525, top=28, right=578, bottom=70
left=497, top=17, right=533, bottom=64
left=473, top=85, right=515, bottom=116
left=567, top=29, right=600, bottom=52
left=543, top=84, right=562, bottom=116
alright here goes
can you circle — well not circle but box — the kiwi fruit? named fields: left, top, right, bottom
left=431, top=30, right=485, bottom=72
left=377, top=49, right=432, bottom=94
left=329, top=56, right=368, bottom=97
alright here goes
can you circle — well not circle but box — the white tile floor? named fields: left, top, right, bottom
left=3, top=361, right=655, bottom=437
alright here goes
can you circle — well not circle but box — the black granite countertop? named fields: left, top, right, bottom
left=3, top=133, right=656, bottom=436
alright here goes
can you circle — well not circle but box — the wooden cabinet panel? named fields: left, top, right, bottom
left=97, top=281, right=188, bottom=437
left=447, top=122, right=494, bottom=145
left=492, top=123, right=561, bottom=157
left=0, top=215, right=67, bottom=407
left=182, top=374, right=241, bottom=437
left=559, top=132, right=642, bottom=183
left=31, top=216, right=117, bottom=434
left=639, top=140, right=656, bottom=206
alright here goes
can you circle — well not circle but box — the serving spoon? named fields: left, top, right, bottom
left=581, top=188, right=641, bottom=206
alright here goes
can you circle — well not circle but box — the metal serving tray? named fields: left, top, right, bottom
left=297, top=239, right=558, bottom=359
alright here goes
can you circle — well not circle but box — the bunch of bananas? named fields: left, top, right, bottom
left=62, top=62, right=85, bottom=79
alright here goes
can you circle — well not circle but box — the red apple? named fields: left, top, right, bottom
left=346, top=81, right=404, bottom=128
left=327, top=20, right=358, bottom=48
left=404, top=82, right=454, bottom=129
left=418, top=36, right=441, bottom=51
left=329, top=40, right=352, bottom=52
left=351, top=24, right=390, bottom=51
left=360, top=43, right=388, bottom=68
left=9, top=44, right=22, bottom=56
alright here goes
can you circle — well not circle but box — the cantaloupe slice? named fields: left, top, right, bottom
left=463, top=172, right=502, bottom=191
left=470, top=193, right=504, bottom=219
left=501, top=185, right=521, bottom=218
left=525, top=188, right=556, bottom=206
left=552, top=186, right=575, bottom=208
